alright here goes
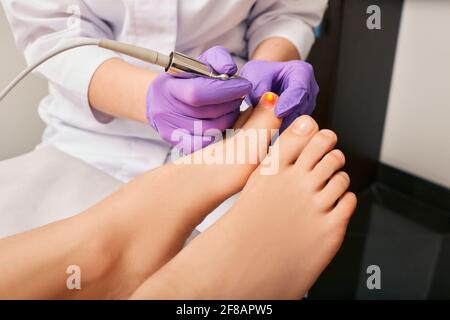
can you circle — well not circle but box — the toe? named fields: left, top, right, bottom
left=295, top=129, right=338, bottom=170
left=270, top=116, right=319, bottom=167
left=228, top=93, right=282, bottom=166
left=331, top=192, right=357, bottom=222
left=311, top=149, right=346, bottom=185
left=317, top=171, right=350, bottom=210
left=240, top=92, right=282, bottom=132
left=233, top=107, right=254, bottom=129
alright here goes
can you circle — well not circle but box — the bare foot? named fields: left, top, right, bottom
left=0, top=94, right=283, bottom=300
left=130, top=116, right=357, bottom=300
left=88, top=94, right=281, bottom=298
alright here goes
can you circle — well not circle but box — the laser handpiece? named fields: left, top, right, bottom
left=97, top=39, right=234, bottom=80
left=0, top=38, right=240, bottom=102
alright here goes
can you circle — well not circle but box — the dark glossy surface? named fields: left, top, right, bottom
left=310, top=166, right=450, bottom=300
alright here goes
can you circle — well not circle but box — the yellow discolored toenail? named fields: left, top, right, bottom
left=261, top=92, right=278, bottom=109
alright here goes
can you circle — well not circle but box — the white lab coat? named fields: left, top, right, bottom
left=2, top=0, right=327, bottom=182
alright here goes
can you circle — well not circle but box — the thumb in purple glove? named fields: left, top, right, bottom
left=240, top=60, right=319, bottom=131
left=147, top=46, right=252, bottom=154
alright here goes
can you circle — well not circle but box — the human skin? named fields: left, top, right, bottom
left=0, top=93, right=355, bottom=300
left=251, top=36, right=301, bottom=61
left=131, top=118, right=357, bottom=300
left=0, top=94, right=281, bottom=300
left=87, top=37, right=300, bottom=123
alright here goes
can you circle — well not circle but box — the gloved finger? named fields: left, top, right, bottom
left=295, top=73, right=319, bottom=116
left=170, top=109, right=239, bottom=154
left=197, top=46, right=238, bottom=76
left=275, top=61, right=317, bottom=117
left=200, top=108, right=240, bottom=133
left=169, top=77, right=252, bottom=106
left=180, top=99, right=243, bottom=119
left=280, top=107, right=303, bottom=133
left=275, top=86, right=308, bottom=118
left=278, top=86, right=318, bottom=133
left=290, top=75, right=319, bottom=117
left=163, top=109, right=239, bottom=136
left=156, top=122, right=217, bottom=152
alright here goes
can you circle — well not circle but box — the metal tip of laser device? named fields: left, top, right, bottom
left=216, top=74, right=230, bottom=81
left=213, top=74, right=245, bottom=81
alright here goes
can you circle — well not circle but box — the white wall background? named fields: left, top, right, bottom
left=381, top=0, right=450, bottom=189
left=0, top=6, right=46, bottom=161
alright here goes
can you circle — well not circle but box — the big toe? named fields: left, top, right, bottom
left=229, top=93, right=282, bottom=164
left=238, top=92, right=282, bottom=132
left=268, top=115, right=319, bottom=167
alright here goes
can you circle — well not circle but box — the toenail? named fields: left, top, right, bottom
left=321, top=129, right=336, bottom=138
left=338, top=171, right=350, bottom=182
left=293, top=116, right=314, bottom=135
left=332, top=149, right=345, bottom=162
left=261, top=92, right=278, bottom=109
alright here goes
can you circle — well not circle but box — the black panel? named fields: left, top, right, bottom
left=310, top=164, right=450, bottom=299
left=322, top=0, right=403, bottom=191
left=307, top=0, right=343, bottom=129
left=308, top=0, right=404, bottom=191
left=305, top=0, right=450, bottom=300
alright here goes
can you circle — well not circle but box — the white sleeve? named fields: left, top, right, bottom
left=246, top=0, right=328, bottom=60
left=1, top=0, right=120, bottom=113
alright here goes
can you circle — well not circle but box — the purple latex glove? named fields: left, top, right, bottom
left=147, top=46, right=252, bottom=154
left=240, top=60, right=319, bottom=131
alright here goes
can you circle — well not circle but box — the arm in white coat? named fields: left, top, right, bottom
left=246, top=0, right=328, bottom=60
left=1, top=0, right=155, bottom=123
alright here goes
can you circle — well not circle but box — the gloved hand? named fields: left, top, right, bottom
left=147, top=46, right=252, bottom=154
left=240, top=60, right=319, bottom=131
